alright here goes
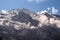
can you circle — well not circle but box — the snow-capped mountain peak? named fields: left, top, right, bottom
left=0, top=9, right=60, bottom=40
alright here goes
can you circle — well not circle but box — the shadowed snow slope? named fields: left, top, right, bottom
left=0, top=9, right=60, bottom=40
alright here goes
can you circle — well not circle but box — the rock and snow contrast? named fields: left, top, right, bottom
left=0, top=9, right=60, bottom=40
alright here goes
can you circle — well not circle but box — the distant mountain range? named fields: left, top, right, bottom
left=0, top=9, right=60, bottom=40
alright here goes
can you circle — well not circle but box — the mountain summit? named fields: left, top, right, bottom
left=0, top=9, right=60, bottom=40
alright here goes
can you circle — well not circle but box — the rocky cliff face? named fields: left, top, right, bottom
left=0, top=9, right=60, bottom=40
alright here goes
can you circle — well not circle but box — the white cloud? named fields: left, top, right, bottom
left=47, top=7, right=50, bottom=10
left=52, top=7, right=58, bottom=14
left=27, top=0, right=46, bottom=3
left=27, top=0, right=34, bottom=2
left=35, top=0, right=42, bottom=3
left=47, top=7, right=58, bottom=14
left=2, top=10, right=8, bottom=14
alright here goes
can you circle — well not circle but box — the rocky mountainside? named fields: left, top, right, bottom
left=0, top=9, right=60, bottom=40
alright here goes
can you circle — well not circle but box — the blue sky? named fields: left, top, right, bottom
left=0, top=0, right=60, bottom=14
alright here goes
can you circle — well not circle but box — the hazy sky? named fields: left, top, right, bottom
left=0, top=0, right=60, bottom=14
